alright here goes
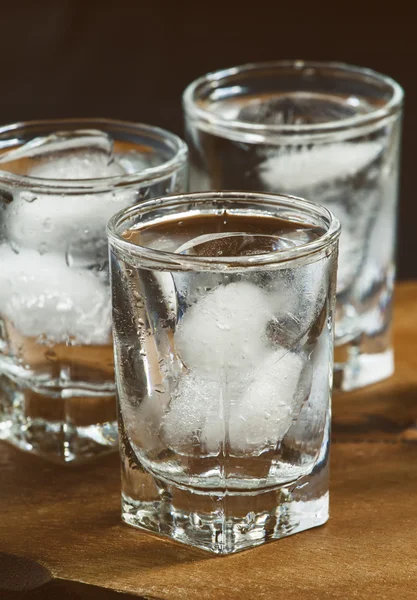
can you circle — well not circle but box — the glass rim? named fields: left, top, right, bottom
left=107, top=191, right=341, bottom=271
left=0, top=118, right=188, bottom=193
left=183, top=60, right=404, bottom=136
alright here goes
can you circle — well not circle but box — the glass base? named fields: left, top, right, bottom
left=0, top=378, right=118, bottom=463
left=334, top=280, right=395, bottom=391
left=121, top=468, right=329, bottom=554
left=334, top=342, right=394, bottom=391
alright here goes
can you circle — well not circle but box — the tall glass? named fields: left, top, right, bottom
left=0, top=119, right=188, bottom=462
left=183, top=61, right=404, bottom=390
left=108, top=191, right=340, bottom=554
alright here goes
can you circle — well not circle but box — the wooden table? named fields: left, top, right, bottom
left=2, top=282, right=417, bottom=600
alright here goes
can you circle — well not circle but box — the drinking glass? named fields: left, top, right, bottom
left=108, top=190, right=340, bottom=554
left=0, top=118, right=188, bottom=462
left=183, top=61, right=403, bottom=390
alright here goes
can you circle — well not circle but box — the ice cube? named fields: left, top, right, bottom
left=324, top=179, right=380, bottom=295
left=0, top=245, right=111, bottom=344
left=161, top=371, right=223, bottom=453
left=147, top=234, right=191, bottom=253
left=162, top=349, right=307, bottom=457
left=5, top=175, right=133, bottom=254
left=283, top=330, right=331, bottom=453
left=29, top=150, right=124, bottom=180
left=353, top=173, right=397, bottom=303
left=303, top=331, right=331, bottom=415
left=228, top=348, right=306, bottom=455
left=331, top=203, right=369, bottom=295
left=237, top=93, right=365, bottom=127
left=256, top=142, right=382, bottom=296
left=266, top=258, right=328, bottom=348
left=176, top=232, right=295, bottom=257
left=258, top=142, right=382, bottom=191
left=117, top=151, right=162, bottom=174
left=65, top=236, right=108, bottom=271
left=172, top=232, right=294, bottom=316
left=3, top=130, right=136, bottom=253
left=172, top=270, right=225, bottom=313
left=175, top=281, right=273, bottom=376
left=0, top=129, right=115, bottom=168
left=200, top=395, right=227, bottom=455
left=121, top=373, right=173, bottom=456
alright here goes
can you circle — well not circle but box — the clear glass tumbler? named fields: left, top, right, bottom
left=0, top=118, right=188, bottom=462
left=108, top=190, right=340, bottom=554
left=183, top=61, right=404, bottom=390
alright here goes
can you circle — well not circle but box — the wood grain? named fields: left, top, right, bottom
left=1, top=282, right=417, bottom=599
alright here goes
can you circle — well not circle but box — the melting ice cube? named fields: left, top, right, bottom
left=266, top=258, right=329, bottom=349
left=331, top=204, right=369, bottom=294
left=175, top=281, right=273, bottom=376
left=237, top=93, right=366, bottom=127
left=257, top=142, right=382, bottom=295
left=2, top=130, right=136, bottom=253
left=0, top=129, right=114, bottom=167
left=284, top=329, right=331, bottom=450
left=173, top=232, right=297, bottom=320
left=228, top=348, right=307, bottom=455
left=0, top=245, right=111, bottom=344
left=353, top=171, right=397, bottom=305
left=303, top=331, right=331, bottom=416
left=258, top=142, right=383, bottom=190
left=122, top=379, right=172, bottom=457
left=162, top=347, right=307, bottom=457
left=176, top=232, right=296, bottom=257
left=161, top=372, right=226, bottom=454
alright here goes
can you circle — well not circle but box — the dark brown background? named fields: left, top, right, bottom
left=0, top=2, right=414, bottom=278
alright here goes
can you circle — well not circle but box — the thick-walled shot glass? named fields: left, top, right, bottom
left=108, top=190, right=340, bottom=554
left=184, top=61, right=403, bottom=390
left=0, top=118, right=188, bottom=462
